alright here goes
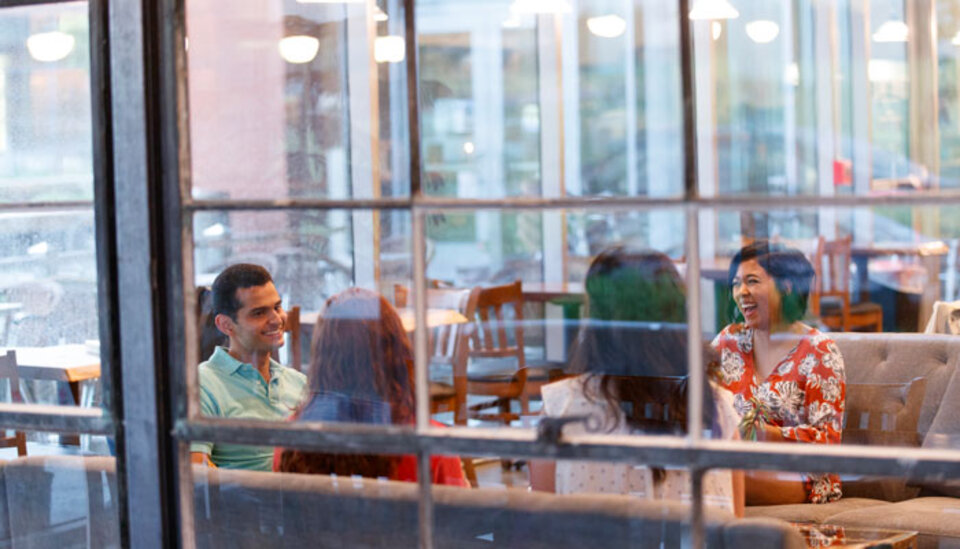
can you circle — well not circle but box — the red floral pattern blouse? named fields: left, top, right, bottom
left=711, top=323, right=845, bottom=503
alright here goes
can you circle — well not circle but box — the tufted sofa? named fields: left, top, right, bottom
left=0, top=454, right=805, bottom=548
left=747, top=332, right=960, bottom=549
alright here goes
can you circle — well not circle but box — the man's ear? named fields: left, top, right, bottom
left=214, top=314, right=234, bottom=338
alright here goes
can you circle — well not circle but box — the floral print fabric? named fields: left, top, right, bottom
left=712, top=323, right=845, bottom=503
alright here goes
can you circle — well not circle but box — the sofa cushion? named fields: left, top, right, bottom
left=745, top=497, right=890, bottom=523
left=828, top=496, right=960, bottom=549
left=195, top=466, right=778, bottom=548
left=833, top=333, right=960, bottom=438
left=843, top=378, right=926, bottom=447
left=913, top=359, right=960, bottom=498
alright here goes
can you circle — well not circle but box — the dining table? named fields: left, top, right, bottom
left=10, top=344, right=101, bottom=407
left=299, top=307, right=468, bottom=333
left=7, top=343, right=101, bottom=446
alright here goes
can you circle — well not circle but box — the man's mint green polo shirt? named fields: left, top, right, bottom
left=190, top=347, right=307, bottom=471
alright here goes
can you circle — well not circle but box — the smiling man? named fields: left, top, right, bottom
left=189, top=263, right=307, bottom=471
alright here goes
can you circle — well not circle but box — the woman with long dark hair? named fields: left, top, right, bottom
left=275, top=288, right=467, bottom=486
left=712, top=240, right=845, bottom=504
left=532, top=248, right=742, bottom=515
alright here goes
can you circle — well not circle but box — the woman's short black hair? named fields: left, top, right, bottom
left=728, top=239, right=815, bottom=324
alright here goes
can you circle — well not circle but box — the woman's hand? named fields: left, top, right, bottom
left=754, top=423, right=785, bottom=442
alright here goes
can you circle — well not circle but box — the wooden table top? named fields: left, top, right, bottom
left=521, top=282, right=586, bottom=302
left=301, top=308, right=468, bottom=332
left=8, top=344, right=101, bottom=383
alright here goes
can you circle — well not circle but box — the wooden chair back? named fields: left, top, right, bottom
left=0, top=351, right=27, bottom=456
left=466, top=280, right=529, bottom=421
left=810, top=235, right=853, bottom=319
left=285, top=306, right=302, bottom=371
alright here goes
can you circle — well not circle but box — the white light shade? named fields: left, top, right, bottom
left=373, top=6, right=388, bottom=21
left=463, top=142, right=475, bottom=155
left=375, top=35, right=405, bottom=63
left=27, top=242, right=49, bottom=255
left=784, top=62, right=799, bottom=86
left=510, top=0, right=572, bottom=15
left=26, top=31, right=75, bottom=62
left=279, top=35, right=320, bottom=64
left=688, top=0, right=738, bottom=20
left=872, top=20, right=908, bottom=43
left=745, top=20, right=779, bottom=43
left=586, top=15, right=626, bottom=38
left=712, top=21, right=723, bottom=40
left=953, top=30, right=960, bottom=46
left=868, top=59, right=906, bottom=82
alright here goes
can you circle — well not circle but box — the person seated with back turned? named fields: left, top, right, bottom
left=190, top=263, right=307, bottom=471
left=275, top=287, right=468, bottom=487
left=530, top=247, right=744, bottom=516
left=712, top=239, right=845, bottom=504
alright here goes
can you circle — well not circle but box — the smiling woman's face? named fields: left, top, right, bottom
left=732, top=259, right=783, bottom=331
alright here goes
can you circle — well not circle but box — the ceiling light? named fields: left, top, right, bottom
left=375, top=35, right=405, bottom=63
left=374, top=6, right=388, bottom=22
left=586, top=15, right=627, bottom=38
left=712, top=21, right=723, bottom=40
left=872, top=20, right=908, bottom=43
left=26, top=31, right=75, bottom=62
left=688, top=0, right=739, bottom=21
left=278, top=35, right=320, bottom=64
left=745, top=20, right=779, bottom=43
left=509, top=0, right=572, bottom=15
left=784, top=63, right=799, bottom=86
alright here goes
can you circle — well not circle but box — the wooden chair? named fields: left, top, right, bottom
left=0, top=351, right=27, bottom=456
left=811, top=236, right=884, bottom=332
left=464, top=281, right=530, bottom=424
left=196, top=286, right=227, bottom=363
left=284, top=306, right=302, bottom=371
left=394, top=284, right=479, bottom=426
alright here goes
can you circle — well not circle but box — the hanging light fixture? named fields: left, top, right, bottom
left=509, top=0, right=572, bottom=15
left=373, top=6, right=388, bottom=21
left=688, top=0, right=739, bottom=21
left=26, top=31, right=75, bottom=62
left=586, top=14, right=627, bottom=38
left=872, top=20, right=908, bottom=43
left=278, top=35, right=320, bottom=64
left=745, top=20, right=780, bottom=44
left=952, top=30, right=960, bottom=46
left=374, top=35, right=405, bottom=63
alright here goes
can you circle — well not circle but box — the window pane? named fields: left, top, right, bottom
left=0, top=5, right=106, bottom=425
left=1, top=455, right=120, bottom=547
left=0, top=2, right=92, bottom=203
left=701, top=203, right=958, bottom=485
left=185, top=0, right=410, bottom=201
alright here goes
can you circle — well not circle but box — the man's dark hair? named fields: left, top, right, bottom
left=212, top=263, right=273, bottom=320
left=727, top=239, right=815, bottom=324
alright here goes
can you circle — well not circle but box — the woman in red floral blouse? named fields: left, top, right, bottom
left=711, top=240, right=845, bottom=504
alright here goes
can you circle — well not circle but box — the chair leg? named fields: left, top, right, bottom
left=461, top=457, right=478, bottom=487
left=15, top=431, right=26, bottom=457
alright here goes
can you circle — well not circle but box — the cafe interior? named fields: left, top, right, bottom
left=3, top=0, right=960, bottom=547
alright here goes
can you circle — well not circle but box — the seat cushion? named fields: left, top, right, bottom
left=828, top=497, right=960, bottom=548
left=820, top=300, right=883, bottom=316
left=745, top=497, right=890, bottom=523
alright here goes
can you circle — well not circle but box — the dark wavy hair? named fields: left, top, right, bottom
left=570, top=247, right=714, bottom=436
left=278, top=288, right=414, bottom=477
left=727, top=240, right=815, bottom=325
